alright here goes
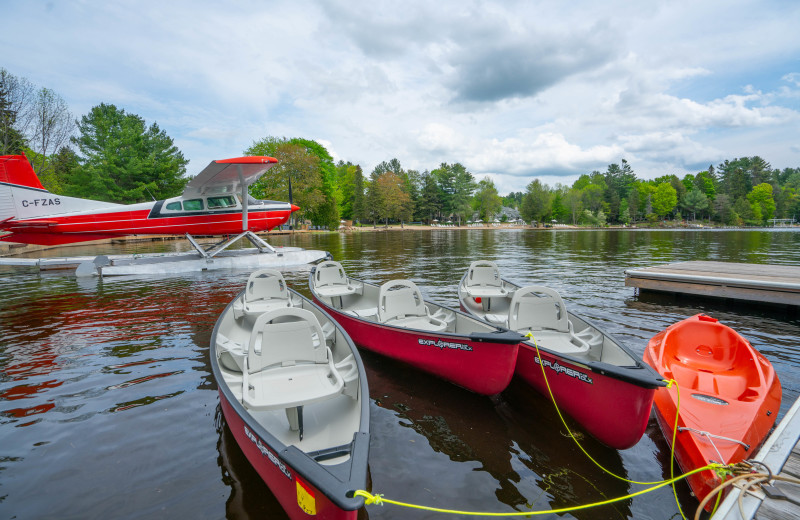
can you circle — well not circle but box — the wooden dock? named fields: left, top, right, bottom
left=625, top=261, right=800, bottom=306
left=712, top=396, right=800, bottom=519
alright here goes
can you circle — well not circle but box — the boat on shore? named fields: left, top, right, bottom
left=643, top=313, right=781, bottom=509
left=308, top=261, right=524, bottom=396
left=210, top=268, right=369, bottom=519
left=457, top=260, right=665, bottom=450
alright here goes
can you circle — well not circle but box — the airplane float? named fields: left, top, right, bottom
left=0, top=154, right=329, bottom=275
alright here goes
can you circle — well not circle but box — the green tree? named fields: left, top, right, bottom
left=473, top=177, right=502, bottom=222
left=351, top=166, right=366, bottom=224
left=451, top=163, right=476, bottom=225
left=682, top=190, right=709, bottom=221
left=564, top=188, right=584, bottom=225
left=69, top=103, right=188, bottom=203
left=374, top=171, right=412, bottom=226
left=747, top=183, right=776, bottom=223
left=290, top=138, right=339, bottom=229
left=603, top=160, right=635, bottom=222
left=581, top=184, right=604, bottom=212
left=550, top=186, right=569, bottom=223
left=732, top=197, right=754, bottom=225
left=713, top=194, right=736, bottom=225
left=336, top=161, right=358, bottom=220
left=693, top=170, right=716, bottom=201
left=502, top=191, right=523, bottom=208
left=651, top=183, right=678, bottom=219
left=417, top=170, right=441, bottom=223
left=246, top=138, right=324, bottom=227
left=618, top=198, right=630, bottom=225
left=432, top=162, right=475, bottom=224
left=520, top=179, right=552, bottom=224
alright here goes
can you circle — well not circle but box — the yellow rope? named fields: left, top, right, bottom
left=524, top=332, right=670, bottom=486
left=353, top=331, right=746, bottom=517
left=353, top=464, right=721, bottom=516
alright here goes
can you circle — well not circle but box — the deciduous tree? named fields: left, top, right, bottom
left=246, top=137, right=324, bottom=227
left=473, top=177, right=502, bottom=222
left=652, top=183, right=678, bottom=218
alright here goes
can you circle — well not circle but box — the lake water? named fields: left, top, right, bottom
left=2, top=229, right=799, bottom=519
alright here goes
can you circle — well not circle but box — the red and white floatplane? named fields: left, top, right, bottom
left=308, top=261, right=525, bottom=396
left=457, top=261, right=666, bottom=450
left=0, top=154, right=328, bottom=275
left=211, top=269, right=369, bottom=519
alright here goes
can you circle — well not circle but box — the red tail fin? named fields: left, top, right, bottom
left=0, top=155, right=47, bottom=191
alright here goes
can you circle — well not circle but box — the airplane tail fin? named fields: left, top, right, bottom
left=1, top=155, right=50, bottom=224
left=0, top=155, right=47, bottom=190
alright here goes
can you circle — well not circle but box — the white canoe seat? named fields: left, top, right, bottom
left=348, top=307, right=379, bottom=320
left=216, top=332, right=246, bottom=372
left=484, top=313, right=508, bottom=327
left=334, top=353, right=360, bottom=399
left=509, top=285, right=590, bottom=356
left=313, top=261, right=361, bottom=298
left=378, top=280, right=447, bottom=332
left=574, top=326, right=604, bottom=349
left=243, top=307, right=345, bottom=440
left=234, top=269, right=291, bottom=320
left=463, top=261, right=509, bottom=299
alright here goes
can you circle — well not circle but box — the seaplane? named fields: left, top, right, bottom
left=0, top=154, right=329, bottom=276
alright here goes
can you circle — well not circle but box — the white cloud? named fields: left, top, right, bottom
left=2, top=0, right=799, bottom=192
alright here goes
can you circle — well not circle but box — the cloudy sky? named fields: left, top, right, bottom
left=3, top=0, right=799, bottom=193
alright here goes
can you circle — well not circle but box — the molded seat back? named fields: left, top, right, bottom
left=465, top=261, right=503, bottom=289
left=509, top=285, right=570, bottom=333
left=314, top=261, right=350, bottom=289
left=378, top=280, right=427, bottom=323
left=245, top=269, right=289, bottom=305
left=248, top=308, right=327, bottom=373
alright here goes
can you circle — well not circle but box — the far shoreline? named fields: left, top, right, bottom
left=1, top=223, right=797, bottom=257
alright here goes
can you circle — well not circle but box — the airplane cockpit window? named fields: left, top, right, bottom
left=207, top=195, right=236, bottom=209
left=183, top=199, right=204, bottom=211
left=165, top=201, right=182, bottom=211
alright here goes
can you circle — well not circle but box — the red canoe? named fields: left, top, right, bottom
left=211, top=269, right=370, bottom=519
left=458, top=261, right=665, bottom=450
left=309, top=261, right=524, bottom=396
left=644, top=314, right=781, bottom=508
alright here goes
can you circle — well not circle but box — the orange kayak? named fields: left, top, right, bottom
left=643, top=314, right=781, bottom=509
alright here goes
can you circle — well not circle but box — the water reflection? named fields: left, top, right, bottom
left=2, top=229, right=800, bottom=519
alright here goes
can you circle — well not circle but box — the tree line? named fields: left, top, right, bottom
left=2, top=68, right=798, bottom=230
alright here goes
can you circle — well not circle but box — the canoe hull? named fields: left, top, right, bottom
left=456, top=269, right=664, bottom=449
left=515, top=342, right=657, bottom=450
left=644, top=314, right=781, bottom=508
left=219, top=395, right=359, bottom=520
left=315, top=302, right=519, bottom=396
left=211, top=285, right=369, bottom=519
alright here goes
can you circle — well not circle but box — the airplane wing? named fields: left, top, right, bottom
left=181, top=156, right=278, bottom=198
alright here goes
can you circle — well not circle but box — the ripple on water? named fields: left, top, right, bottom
left=2, top=229, right=800, bottom=519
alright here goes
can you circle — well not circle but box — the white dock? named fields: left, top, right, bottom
left=712, top=396, right=800, bottom=519
left=625, top=261, right=800, bottom=306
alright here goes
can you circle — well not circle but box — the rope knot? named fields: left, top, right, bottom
left=354, top=490, right=384, bottom=506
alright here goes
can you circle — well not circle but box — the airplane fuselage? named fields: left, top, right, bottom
left=0, top=154, right=297, bottom=246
